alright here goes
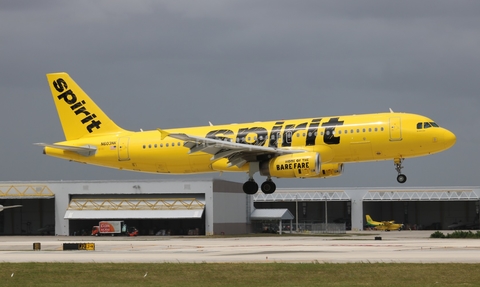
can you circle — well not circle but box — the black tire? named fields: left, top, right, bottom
left=261, top=181, right=276, bottom=194
left=243, top=181, right=258, bottom=195
left=397, top=174, right=407, bottom=184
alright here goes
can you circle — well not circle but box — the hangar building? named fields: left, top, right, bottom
left=0, top=179, right=248, bottom=236
left=1, top=179, right=479, bottom=235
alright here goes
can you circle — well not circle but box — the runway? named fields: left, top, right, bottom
left=1, top=231, right=479, bottom=263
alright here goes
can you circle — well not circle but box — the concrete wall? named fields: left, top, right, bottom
left=212, top=180, right=249, bottom=235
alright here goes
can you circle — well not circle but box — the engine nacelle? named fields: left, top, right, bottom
left=259, top=152, right=320, bottom=178
left=317, top=163, right=344, bottom=178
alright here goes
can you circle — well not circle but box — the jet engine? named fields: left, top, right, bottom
left=259, top=152, right=320, bottom=178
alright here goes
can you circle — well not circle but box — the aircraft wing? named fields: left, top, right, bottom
left=158, top=129, right=305, bottom=168
left=2, top=205, right=22, bottom=209
left=34, top=143, right=97, bottom=157
left=0, top=205, right=22, bottom=212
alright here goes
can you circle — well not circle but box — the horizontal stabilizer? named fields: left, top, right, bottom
left=34, top=143, right=97, bottom=157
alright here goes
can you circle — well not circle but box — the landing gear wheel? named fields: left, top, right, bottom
left=261, top=180, right=276, bottom=194
left=397, top=174, right=407, bottom=184
left=243, top=180, right=258, bottom=195
left=394, top=158, right=407, bottom=184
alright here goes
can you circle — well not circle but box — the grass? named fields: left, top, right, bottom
left=2, top=263, right=480, bottom=287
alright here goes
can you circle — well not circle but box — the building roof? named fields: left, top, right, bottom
left=250, top=208, right=294, bottom=220
left=64, top=197, right=205, bottom=219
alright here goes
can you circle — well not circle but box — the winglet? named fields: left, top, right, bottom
left=157, top=128, right=170, bottom=140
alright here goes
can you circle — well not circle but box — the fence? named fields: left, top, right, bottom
left=253, top=221, right=346, bottom=234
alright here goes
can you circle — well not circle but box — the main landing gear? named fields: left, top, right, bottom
left=394, top=158, right=407, bottom=184
left=243, top=178, right=276, bottom=195
left=242, top=162, right=277, bottom=195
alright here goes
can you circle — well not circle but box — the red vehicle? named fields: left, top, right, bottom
left=92, top=221, right=126, bottom=236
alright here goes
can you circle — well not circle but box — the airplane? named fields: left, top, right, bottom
left=35, top=72, right=456, bottom=195
left=365, top=214, right=404, bottom=231
left=0, top=205, right=22, bottom=212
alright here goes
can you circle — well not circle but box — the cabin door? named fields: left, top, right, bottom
left=117, top=137, right=130, bottom=161
left=389, top=117, right=402, bottom=141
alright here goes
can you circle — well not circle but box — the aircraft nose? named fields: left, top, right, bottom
left=443, top=129, right=456, bottom=149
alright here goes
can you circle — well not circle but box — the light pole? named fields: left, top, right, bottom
left=324, top=193, right=328, bottom=232
left=295, top=194, right=299, bottom=232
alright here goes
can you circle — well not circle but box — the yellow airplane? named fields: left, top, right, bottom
left=35, top=73, right=456, bottom=195
left=366, top=215, right=404, bottom=231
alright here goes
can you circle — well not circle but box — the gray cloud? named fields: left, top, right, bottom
left=0, top=1, right=477, bottom=187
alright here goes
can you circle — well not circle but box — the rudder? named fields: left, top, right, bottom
left=46, top=72, right=126, bottom=140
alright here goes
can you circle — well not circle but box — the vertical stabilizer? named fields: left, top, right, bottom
left=46, top=73, right=126, bottom=140
left=365, top=215, right=373, bottom=224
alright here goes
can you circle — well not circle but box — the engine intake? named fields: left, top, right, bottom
left=259, top=152, right=320, bottom=178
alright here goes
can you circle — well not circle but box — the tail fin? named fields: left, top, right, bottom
left=46, top=72, right=126, bottom=140
left=365, top=215, right=373, bottom=223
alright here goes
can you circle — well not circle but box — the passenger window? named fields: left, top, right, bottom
left=368, top=128, right=372, bottom=132
left=356, top=129, right=359, bottom=133
left=338, top=130, right=342, bottom=134
left=166, top=143, right=169, bottom=147
left=381, top=127, right=384, bottom=131
left=374, top=128, right=378, bottom=132
left=160, top=144, right=163, bottom=148
left=142, top=145, right=146, bottom=149
left=154, top=144, right=157, bottom=148
left=362, top=128, right=366, bottom=132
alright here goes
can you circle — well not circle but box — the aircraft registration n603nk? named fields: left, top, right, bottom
left=35, top=73, right=456, bottom=195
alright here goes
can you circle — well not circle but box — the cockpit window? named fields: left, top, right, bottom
left=417, top=122, right=440, bottom=129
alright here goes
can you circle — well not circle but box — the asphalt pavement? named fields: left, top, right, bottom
left=0, top=230, right=479, bottom=263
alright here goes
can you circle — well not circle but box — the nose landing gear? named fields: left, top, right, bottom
left=394, top=158, right=407, bottom=183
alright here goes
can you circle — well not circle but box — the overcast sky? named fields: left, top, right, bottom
left=1, top=1, right=479, bottom=188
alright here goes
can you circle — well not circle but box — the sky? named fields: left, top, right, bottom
left=0, top=1, right=479, bottom=188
